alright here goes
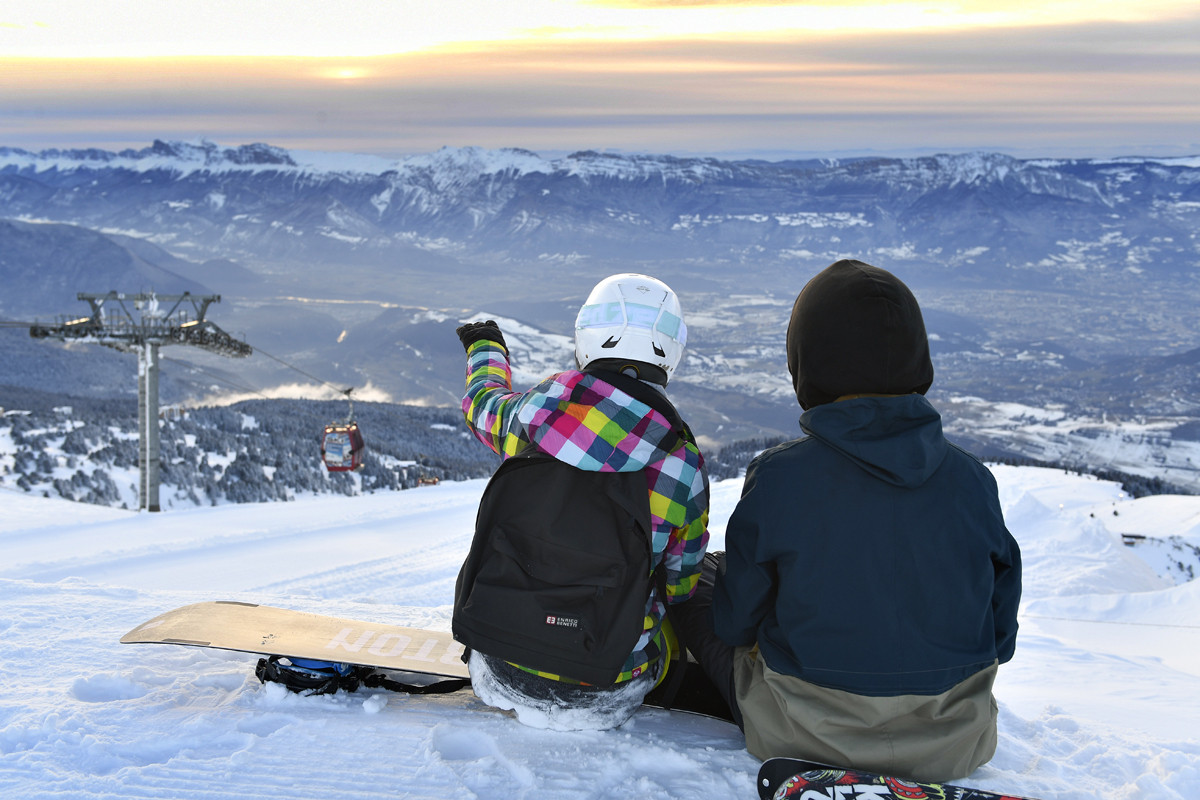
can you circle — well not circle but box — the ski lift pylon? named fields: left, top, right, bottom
left=321, top=388, right=366, bottom=472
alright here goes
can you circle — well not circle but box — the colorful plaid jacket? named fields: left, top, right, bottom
left=461, top=338, right=710, bottom=682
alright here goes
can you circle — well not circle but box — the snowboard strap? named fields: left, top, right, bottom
left=361, top=672, right=470, bottom=695
left=256, top=655, right=470, bottom=697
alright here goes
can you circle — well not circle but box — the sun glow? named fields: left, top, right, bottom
left=317, top=67, right=371, bottom=81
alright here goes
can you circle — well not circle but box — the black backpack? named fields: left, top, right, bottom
left=452, top=445, right=660, bottom=686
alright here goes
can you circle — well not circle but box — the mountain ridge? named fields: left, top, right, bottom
left=3, top=139, right=1198, bottom=487
left=4, top=139, right=1198, bottom=281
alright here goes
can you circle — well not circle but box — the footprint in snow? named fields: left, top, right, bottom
left=432, top=725, right=498, bottom=761
left=71, top=674, right=148, bottom=702
left=431, top=725, right=535, bottom=792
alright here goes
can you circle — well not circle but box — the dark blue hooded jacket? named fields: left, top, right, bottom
left=712, top=393, right=1021, bottom=696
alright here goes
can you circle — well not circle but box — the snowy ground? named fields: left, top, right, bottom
left=2, top=466, right=1199, bottom=800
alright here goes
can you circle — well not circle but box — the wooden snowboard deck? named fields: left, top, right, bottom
left=121, top=601, right=470, bottom=678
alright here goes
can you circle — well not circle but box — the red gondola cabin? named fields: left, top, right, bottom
left=322, top=421, right=366, bottom=472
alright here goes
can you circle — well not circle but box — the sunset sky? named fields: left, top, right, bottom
left=3, top=0, right=1199, bottom=160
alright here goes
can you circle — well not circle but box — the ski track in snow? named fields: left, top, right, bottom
left=2, top=469, right=1199, bottom=799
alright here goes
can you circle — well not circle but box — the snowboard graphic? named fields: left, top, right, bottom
left=121, top=601, right=735, bottom=721
left=758, top=758, right=1040, bottom=800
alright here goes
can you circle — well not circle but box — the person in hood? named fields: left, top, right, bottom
left=676, top=259, right=1021, bottom=782
left=453, top=273, right=710, bottom=729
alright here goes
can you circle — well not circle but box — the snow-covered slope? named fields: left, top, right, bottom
left=1, top=465, right=1198, bottom=799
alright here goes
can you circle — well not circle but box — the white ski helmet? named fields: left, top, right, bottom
left=575, top=273, right=687, bottom=383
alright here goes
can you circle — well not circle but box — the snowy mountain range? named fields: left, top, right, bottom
left=2, top=140, right=1198, bottom=491
left=4, top=139, right=1200, bottom=277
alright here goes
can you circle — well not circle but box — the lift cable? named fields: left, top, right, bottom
left=248, top=343, right=355, bottom=398
left=160, top=354, right=271, bottom=400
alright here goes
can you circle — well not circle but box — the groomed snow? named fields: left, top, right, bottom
left=1, top=465, right=1198, bottom=799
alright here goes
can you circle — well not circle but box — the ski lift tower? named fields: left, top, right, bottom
left=31, top=292, right=252, bottom=512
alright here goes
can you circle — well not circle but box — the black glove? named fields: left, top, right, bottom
left=456, top=320, right=507, bottom=352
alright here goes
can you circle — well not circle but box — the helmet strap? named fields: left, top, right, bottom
left=585, top=359, right=668, bottom=387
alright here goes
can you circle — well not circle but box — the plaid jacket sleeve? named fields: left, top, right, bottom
left=654, top=442, right=710, bottom=603
left=461, top=339, right=529, bottom=457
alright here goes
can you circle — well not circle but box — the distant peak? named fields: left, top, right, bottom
left=398, top=146, right=552, bottom=182
left=140, top=139, right=296, bottom=168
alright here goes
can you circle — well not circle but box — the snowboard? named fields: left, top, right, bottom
left=120, top=601, right=735, bottom=721
left=757, top=758, right=1039, bottom=800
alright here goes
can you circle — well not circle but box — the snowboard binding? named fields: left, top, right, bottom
left=255, top=655, right=365, bottom=696
left=256, top=654, right=471, bottom=697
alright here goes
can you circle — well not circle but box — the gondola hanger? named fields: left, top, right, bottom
left=321, top=388, right=366, bottom=472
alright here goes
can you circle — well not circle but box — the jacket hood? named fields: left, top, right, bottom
left=787, top=259, right=934, bottom=410
left=799, top=395, right=947, bottom=488
left=516, top=368, right=684, bottom=472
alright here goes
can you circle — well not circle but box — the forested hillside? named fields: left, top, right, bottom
left=1, top=388, right=498, bottom=508
left=3, top=385, right=1182, bottom=510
